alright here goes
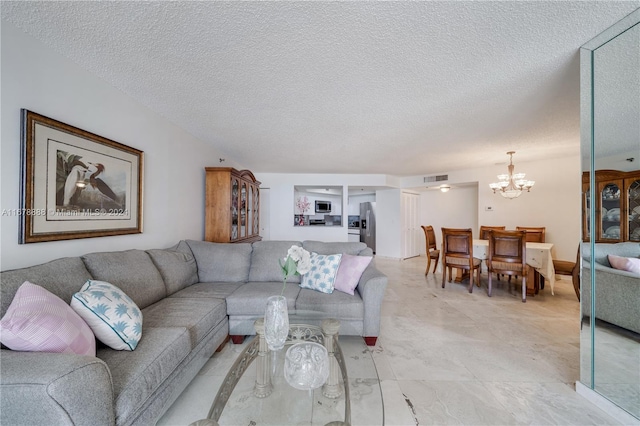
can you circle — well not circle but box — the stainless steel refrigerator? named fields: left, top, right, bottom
left=359, top=202, right=376, bottom=254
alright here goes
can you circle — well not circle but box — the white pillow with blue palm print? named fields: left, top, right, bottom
left=70, top=280, right=143, bottom=351
left=299, top=253, right=342, bottom=294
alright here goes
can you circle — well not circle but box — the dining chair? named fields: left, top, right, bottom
left=516, top=226, right=546, bottom=243
left=553, top=244, right=581, bottom=301
left=441, top=228, right=481, bottom=293
left=421, top=225, right=440, bottom=275
left=487, top=229, right=528, bottom=302
left=479, top=225, right=507, bottom=280
left=479, top=225, right=506, bottom=240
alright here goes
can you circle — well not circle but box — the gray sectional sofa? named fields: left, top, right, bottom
left=0, top=239, right=387, bottom=426
left=581, top=242, right=640, bottom=334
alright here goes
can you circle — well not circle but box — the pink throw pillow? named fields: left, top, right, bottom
left=333, top=254, right=373, bottom=295
left=0, top=281, right=96, bottom=356
left=608, top=255, right=640, bottom=275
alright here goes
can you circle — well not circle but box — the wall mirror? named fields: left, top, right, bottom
left=580, top=9, right=640, bottom=420
left=293, top=185, right=343, bottom=227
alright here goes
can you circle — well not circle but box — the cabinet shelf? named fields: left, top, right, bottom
left=583, top=170, right=640, bottom=242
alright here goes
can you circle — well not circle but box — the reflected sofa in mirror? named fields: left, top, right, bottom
left=580, top=8, right=640, bottom=421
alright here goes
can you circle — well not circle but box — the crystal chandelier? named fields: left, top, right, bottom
left=489, top=151, right=535, bottom=199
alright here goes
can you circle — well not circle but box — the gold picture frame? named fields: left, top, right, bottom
left=20, top=109, right=143, bottom=243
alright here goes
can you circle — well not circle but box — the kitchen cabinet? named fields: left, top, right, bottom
left=205, top=167, right=262, bottom=243
left=582, top=170, right=640, bottom=243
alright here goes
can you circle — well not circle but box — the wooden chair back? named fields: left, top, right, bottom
left=421, top=225, right=440, bottom=274
left=516, top=226, right=546, bottom=243
left=441, top=228, right=481, bottom=292
left=479, top=225, right=506, bottom=240
left=487, top=230, right=528, bottom=301
left=422, top=225, right=438, bottom=252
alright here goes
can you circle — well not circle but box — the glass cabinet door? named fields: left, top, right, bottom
left=231, top=178, right=239, bottom=240
left=240, top=183, right=247, bottom=238
left=247, top=185, right=253, bottom=237
left=627, top=178, right=640, bottom=242
left=599, top=181, right=622, bottom=241
left=253, top=186, right=260, bottom=235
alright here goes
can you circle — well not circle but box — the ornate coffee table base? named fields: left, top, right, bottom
left=252, top=318, right=273, bottom=398
left=253, top=317, right=343, bottom=399
left=199, top=317, right=350, bottom=426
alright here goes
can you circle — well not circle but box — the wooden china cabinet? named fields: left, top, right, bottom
left=582, top=170, right=640, bottom=243
left=205, top=167, right=262, bottom=243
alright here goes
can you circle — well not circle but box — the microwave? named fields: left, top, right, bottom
left=315, top=200, right=331, bottom=213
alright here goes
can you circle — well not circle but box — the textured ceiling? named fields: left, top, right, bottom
left=2, top=1, right=638, bottom=176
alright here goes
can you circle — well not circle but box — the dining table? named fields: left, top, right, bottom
left=455, top=239, right=557, bottom=296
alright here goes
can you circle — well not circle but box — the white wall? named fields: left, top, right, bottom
left=420, top=185, right=478, bottom=258
left=1, top=23, right=236, bottom=270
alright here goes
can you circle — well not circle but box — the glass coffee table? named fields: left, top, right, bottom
left=191, top=316, right=383, bottom=426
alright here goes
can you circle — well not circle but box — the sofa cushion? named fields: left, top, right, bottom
left=608, top=254, right=640, bottom=274
left=170, top=282, right=244, bottom=300
left=98, top=326, right=190, bottom=425
left=0, top=281, right=96, bottom=356
left=71, top=280, right=143, bottom=351
left=302, top=241, right=369, bottom=256
left=334, top=254, right=373, bottom=295
left=186, top=240, right=252, bottom=282
left=143, top=297, right=227, bottom=348
left=81, top=250, right=166, bottom=309
left=582, top=241, right=640, bottom=266
left=249, top=241, right=303, bottom=283
left=147, top=241, right=198, bottom=295
left=299, top=253, right=342, bottom=294
left=226, top=283, right=300, bottom=316
left=295, top=288, right=364, bottom=319
left=1, top=257, right=92, bottom=319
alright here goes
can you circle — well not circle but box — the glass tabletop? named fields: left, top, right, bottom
left=192, top=319, right=383, bottom=426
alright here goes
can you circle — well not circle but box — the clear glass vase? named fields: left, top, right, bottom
left=284, top=342, right=329, bottom=390
left=264, top=295, right=289, bottom=351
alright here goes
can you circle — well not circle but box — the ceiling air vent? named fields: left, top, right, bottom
left=424, top=174, right=449, bottom=183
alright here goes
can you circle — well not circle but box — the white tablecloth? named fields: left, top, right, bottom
left=473, top=239, right=557, bottom=295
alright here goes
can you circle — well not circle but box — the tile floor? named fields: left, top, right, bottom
left=158, top=255, right=627, bottom=426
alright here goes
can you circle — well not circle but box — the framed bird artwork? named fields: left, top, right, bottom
left=18, top=109, right=143, bottom=243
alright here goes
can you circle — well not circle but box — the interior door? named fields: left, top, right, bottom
left=401, top=192, right=420, bottom=259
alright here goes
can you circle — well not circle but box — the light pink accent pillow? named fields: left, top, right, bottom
left=608, top=255, right=640, bottom=275
left=0, top=281, right=96, bottom=356
left=333, top=254, right=373, bottom=295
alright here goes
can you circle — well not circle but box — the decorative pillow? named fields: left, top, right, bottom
left=0, top=281, right=96, bottom=356
left=333, top=254, right=373, bottom=295
left=70, top=280, right=143, bottom=351
left=608, top=254, right=640, bottom=275
left=299, top=253, right=342, bottom=294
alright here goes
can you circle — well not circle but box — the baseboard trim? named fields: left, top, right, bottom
left=575, top=381, right=640, bottom=425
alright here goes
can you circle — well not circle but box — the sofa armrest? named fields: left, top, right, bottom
left=581, top=261, right=640, bottom=334
left=356, top=263, right=388, bottom=337
left=592, top=260, right=640, bottom=278
left=0, top=349, right=115, bottom=426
